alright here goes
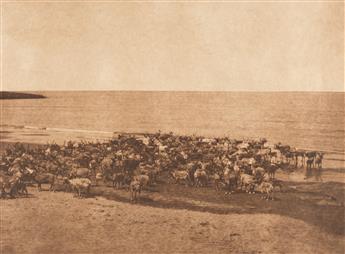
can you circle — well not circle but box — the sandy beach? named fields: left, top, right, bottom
left=1, top=187, right=344, bottom=254
left=1, top=133, right=345, bottom=253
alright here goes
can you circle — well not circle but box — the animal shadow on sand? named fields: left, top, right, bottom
left=91, top=180, right=345, bottom=237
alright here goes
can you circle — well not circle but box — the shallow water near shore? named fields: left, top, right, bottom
left=1, top=91, right=344, bottom=153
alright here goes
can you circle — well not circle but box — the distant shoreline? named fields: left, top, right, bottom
left=2, top=90, right=344, bottom=94
left=0, top=91, right=46, bottom=100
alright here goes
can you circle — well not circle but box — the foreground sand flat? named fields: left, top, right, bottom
left=1, top=189, right=344, bottom=254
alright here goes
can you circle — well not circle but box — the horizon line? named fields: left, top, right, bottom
left=1, top=89, right=344, bottom=93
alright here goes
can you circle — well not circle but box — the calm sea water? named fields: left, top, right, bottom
left=1, top=91, right=344, bottom=153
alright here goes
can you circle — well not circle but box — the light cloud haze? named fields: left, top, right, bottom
left=2, top=2, right=344, bottom=91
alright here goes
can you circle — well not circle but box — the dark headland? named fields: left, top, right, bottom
left=0, top=91, right=46, bottom=100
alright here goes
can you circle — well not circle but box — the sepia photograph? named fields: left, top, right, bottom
left=0, top=1, right=344, bottom=253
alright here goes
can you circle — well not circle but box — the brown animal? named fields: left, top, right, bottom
left=305, top=154, right=314, bottom=179
left=147, top=168, right=160, bottom=185
left=223, top=168, right=239, bottom=194
left=194, top=169, right=208, bottom=187
left=113, top=173, right=126, bottom=189
left=315, top=153, right=323, bottom=169
left=314, top=153, right=324, bottom=181
left=50, top=176, right=69, bottom=192
left=32, top=172, right=56, bottom=191
left=265, top=163, right=279, bottom=180
left=16, top=178, right=28, bottom=196
left=252, top=166, right=266, bottom=182
left=100, top=157, right=113, bottom=176
left=0, top=174, right=21, bottom=198
left=306, top=151, right=316, bottom=168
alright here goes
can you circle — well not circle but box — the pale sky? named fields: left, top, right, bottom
left=2, top=2, right=344, bottom=91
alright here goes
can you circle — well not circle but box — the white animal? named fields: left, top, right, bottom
left=171, top=170, right=189, bottom=185
left=240, top=174, right=255, bottom=194
left=95, top=172, right=103, bottom=186
left=133, top=174, right=150, bottom=188
left=66, top=178, right=92, bottom=198
left=255, top=182, right=274, bottom=200
left=129, top=180, right=141, bottom=202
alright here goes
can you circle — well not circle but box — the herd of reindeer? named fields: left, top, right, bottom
left=0, top=132, right=324, bottom=202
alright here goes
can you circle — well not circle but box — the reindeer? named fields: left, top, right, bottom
left=305, top=151, right=316, bottom=179
left=315, top=152, right=324, bottom=169
left=314, top=152, right=324, bottom=182
left=295, top=150, right=306, bottom=168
